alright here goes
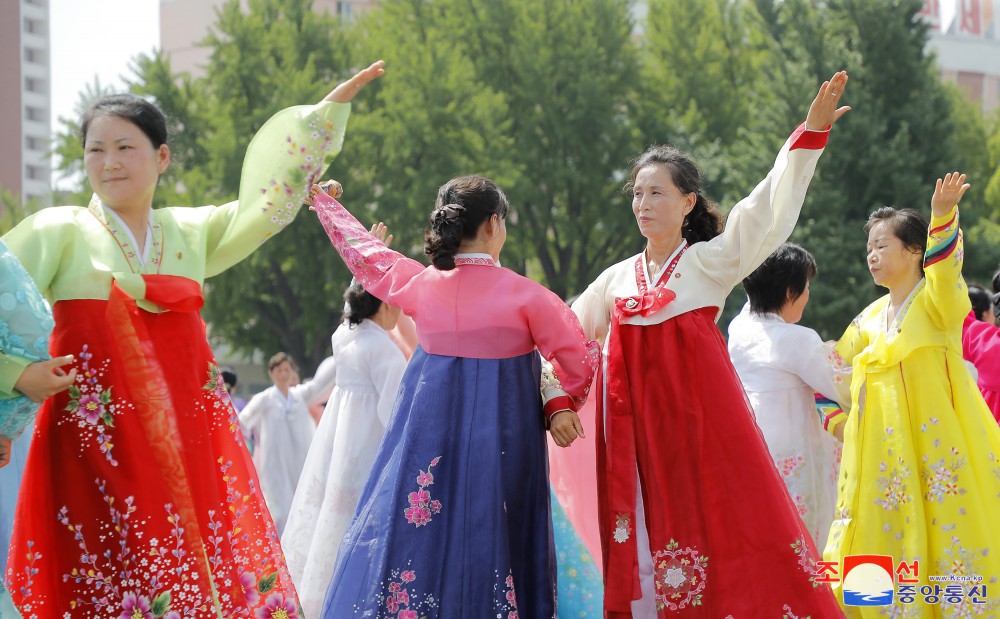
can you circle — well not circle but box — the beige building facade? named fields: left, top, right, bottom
left=921, top=0, right=1000, bottom=113
left=1, top=0, right=51, bottom=206
left=159, top=0, right=376, bottom=78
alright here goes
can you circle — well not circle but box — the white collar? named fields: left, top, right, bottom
left=642, top=240, right=687, bottom=287
left=105, top=205, right=153, bottom=267
left=454, top=252, right=501, bottom=267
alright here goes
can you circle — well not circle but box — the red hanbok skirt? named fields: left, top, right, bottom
left=6, top=277, right=299, bottom=619
left=598, top=307, right=843, bottom=618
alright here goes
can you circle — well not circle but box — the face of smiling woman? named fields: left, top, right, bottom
left=84, top=115, right=170, bottom=214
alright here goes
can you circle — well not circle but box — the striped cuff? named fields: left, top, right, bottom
left=815, top=393, right=847, bottom=435
left=924, top=207, right=959, bottom=268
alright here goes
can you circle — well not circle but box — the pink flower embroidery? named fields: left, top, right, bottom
left=403, top=505, right=432, bottom=526
left=254, top=592, right=297, bottom=619
left=240, top=571, right=260, bottom=606
left=78, top=392, right=105, bottom=424
left=408, top=488, right=430, bottom=507
left=384, top=569, right=420, bottom=618
left=119, top=592, right=153, bottom=619
left=403, top=458, right=443, bottom=527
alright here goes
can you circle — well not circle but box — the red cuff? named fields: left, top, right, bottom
left=544, top=395, right=576, bottom=422
left=789, top=121, right=830, bottom=151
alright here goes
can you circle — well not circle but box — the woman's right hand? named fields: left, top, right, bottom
left=931, top=171, right=970, bottom=218
left=14, top=355, right=77, bottom=403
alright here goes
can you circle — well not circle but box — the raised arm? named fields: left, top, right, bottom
left=192, top=62, right=385, bottom=277
left=924, top=172, right=972, bottom=330
left=693, top=71, right=850, bottom=289
left=310, top=190, right=425, bottom=311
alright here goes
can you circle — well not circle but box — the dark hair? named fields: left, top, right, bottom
left=423, top=175, right=509, bottom=270
left=81, top=94, right=168, bottom=148
left=991, top=268, right=1000, bottom=294
left=968, top=284, right=991, bottom=321
left=626, top=146, right=723, bottom=244
left=221, top=367, right=237, bottom=390
left=864, top=207, right=929, bottom=273
left=268, top=352, right=297, bottom=373
left=743, top=243, right=818, bottom=316
left=344, top=280, right=382, bottom=326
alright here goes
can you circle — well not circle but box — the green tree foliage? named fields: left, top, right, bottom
left=751, top=0, right=965, bottom=338
left=0, top=187, right=33, bottom=236
left=333, top=0, right=514, bottom=261
left=43, top=0, right=1000, bottom=366
left=415, top=0, right=643, bottom=296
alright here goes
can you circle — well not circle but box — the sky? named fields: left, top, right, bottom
left=50, top=0, right=160, bottom=187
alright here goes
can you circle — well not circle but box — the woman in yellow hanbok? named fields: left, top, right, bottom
left=824, top=173, right=1000, bottom=617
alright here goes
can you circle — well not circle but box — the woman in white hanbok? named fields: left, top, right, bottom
left=239, top=351, right=336, bottom=533
left=727, top=243, right=848, bottom=547
left=281, top=280, right=406, bottom=618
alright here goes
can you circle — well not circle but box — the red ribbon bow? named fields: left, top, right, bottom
left=614, top=287, right=677, bottom=318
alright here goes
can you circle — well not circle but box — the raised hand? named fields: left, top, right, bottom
left=13, top=355, right=77, bottom=403
left=306, top=180, right=343, bottom=207
left=322, top=60, right=386, bottom=104
left=369, top=222, right=394, bottom=247
left=806, top=70, right=851, bottom=131
left=931, top=172, right=971, bottom=218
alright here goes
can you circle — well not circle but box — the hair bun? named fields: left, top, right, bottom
left=431, top=204, right=465, bottom=226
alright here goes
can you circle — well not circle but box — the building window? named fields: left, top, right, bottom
left=24, top=17, right=46, bottom=35
left=26, top=106, right=46, bottom=122
left=26, top=135, right=46, bottom=151
left=26, top=165, right=47, bottom=181
left=337, top=1, right=353, bottom=19
left=24, top=47, right=46, bottom=64
left=25, top=77, right=45, bottom=93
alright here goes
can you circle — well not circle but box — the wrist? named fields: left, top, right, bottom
left=546, top=409, right=574, bottom=429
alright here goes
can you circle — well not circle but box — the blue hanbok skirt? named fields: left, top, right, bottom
left=320, top=347, right=555, bottom=619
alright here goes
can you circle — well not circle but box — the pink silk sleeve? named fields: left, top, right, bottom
left=312, top=192, right=425, bottom=312
left=524, top=286, right=599, bottom=410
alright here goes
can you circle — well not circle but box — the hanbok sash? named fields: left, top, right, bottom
left=601, top=246, right=685, bottom=611
left=105, top=275, right=213, bottom=590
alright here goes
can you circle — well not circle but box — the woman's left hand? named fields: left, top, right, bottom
left=369, top=222, right=393, bottom=247
left=931, top=171, right=971, bottom=218
left=549, top=410, right=586, bottom=448
left=805, top=70, right=851, bottom=131
left=322, top=60, right=386, bottom=103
